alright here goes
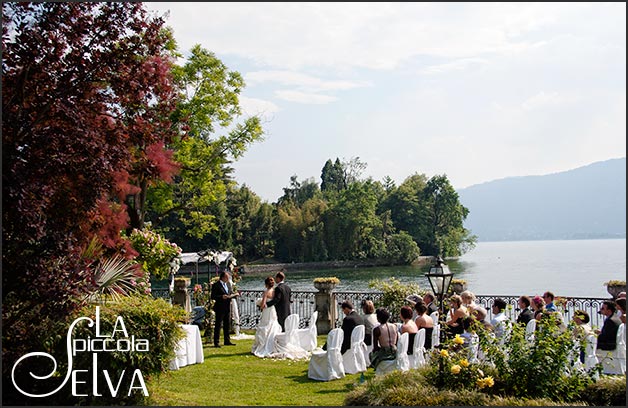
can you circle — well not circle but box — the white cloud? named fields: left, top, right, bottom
left=239, top=96, right=280, bottom=119
left=274, top=90, right=337, bottom=104
left=245, top=70, right=370, bottom=92
left=418, top=58, right=489, bottom=75
left=521, top=91, right=578, bottom=111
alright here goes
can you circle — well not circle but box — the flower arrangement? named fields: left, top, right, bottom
left=313, top=277, right=340, bottom=284
left=426, top=334, right=495, bottom=393
left=451, top=278, right=467, bottom=285
left=129, top=228, right=182, bottom=280
left=604, top=280, right=626, bottom=286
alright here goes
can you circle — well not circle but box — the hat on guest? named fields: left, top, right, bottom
left=405, top=294, right=421, bottom=305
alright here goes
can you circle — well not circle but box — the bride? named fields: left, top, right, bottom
left=251, top=276, right=282, bottom=357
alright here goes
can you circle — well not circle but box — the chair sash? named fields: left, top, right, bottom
left=409, top=328, right=426, bottom=369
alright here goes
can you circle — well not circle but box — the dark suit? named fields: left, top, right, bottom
left=427, top=302, right=438, bottom=316
left=340, top=311, right=364, bottom=354
left=211, top=279, right=234, bottom=346
left=597, top=315, right=622, bottom=350
left=265, top=281, right=292, bottom=331
left=516, top=308, right=534, bottom=325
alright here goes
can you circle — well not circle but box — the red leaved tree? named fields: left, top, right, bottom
left=2, top=3, right=180, bottom=401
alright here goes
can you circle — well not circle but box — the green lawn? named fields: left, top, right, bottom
left=147, top=331, right=373, bottom=406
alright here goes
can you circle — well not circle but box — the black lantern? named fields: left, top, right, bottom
left=425, top=256, right=453, bottom=315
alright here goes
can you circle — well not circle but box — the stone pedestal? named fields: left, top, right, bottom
left=314, top=291, right=337, bottom=335
left=173, top=279, right=191, bottom=313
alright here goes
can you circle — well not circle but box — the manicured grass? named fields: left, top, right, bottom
left=147, top=331, right=373, bottom=406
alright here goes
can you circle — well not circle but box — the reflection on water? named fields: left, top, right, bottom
left=237, top=239, right=625, bottom=297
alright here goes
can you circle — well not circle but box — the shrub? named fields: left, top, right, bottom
left=128, top=228, right=182, bottom=280
left=344, top=369, right=585, bottom=406
left=368, top=277, right=422, bottom=322
left=66, top=296, right=186, bottom=405
left=578, top=375, right=627, bottom=406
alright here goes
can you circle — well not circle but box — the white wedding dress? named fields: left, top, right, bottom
left=251, top=289, right=282, bottom=358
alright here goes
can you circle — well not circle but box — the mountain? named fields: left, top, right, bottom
left=457, top=158, right=626, bottom=241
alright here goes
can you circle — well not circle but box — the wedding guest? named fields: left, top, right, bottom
left=369, top=308, right=399, bottom=369
left=595, top=301, right=622, bottom=359
left=516, top=295, right=534, bottom=326
left=414, top=301, right=434, bottom=349
left=339, top=301, right=363, bottom=354
left=571, top=309, right=594, bottom=363
left=615, top=298, right=626, bottom=324
left=531, top=295, right=546, bottom=321
left=445, top=294, right=469, bottom=337
left=423, top=292, right=439, bottom=315
left=490, top=298, right=510, bottom=341
left=543, top=291, right=557, bottom=312
left=460, top=290, right=488, bottom=324
left=361, top=300, right=378, bottom=347
left=400, top=306, right=418, bottom=355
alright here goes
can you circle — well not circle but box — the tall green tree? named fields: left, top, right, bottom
left=144, top=44, right=264, bottom=237
left=420, top=175, right=476, bottom=257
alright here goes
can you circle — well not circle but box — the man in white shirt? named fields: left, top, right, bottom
left=490, top=298, right=510, bottom=342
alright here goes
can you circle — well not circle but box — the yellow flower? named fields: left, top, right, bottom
left=485, top=376, right=494, bottom=387
left=460, top=359, right=470, bottom=368
left=476, top=376, right=495, bottom=389
left=440, top=349, right=449, bottom=358
left=453, top=334, right=465, bottom=345
left=450, top=364, right=461, bottom=374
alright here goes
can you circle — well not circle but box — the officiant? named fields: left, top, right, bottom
left=211, top=271, right=239, bottom=347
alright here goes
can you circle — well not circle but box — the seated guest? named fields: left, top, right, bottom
left=400, top=306, right=418, bottom=355
left=531, top=295, right=546, bottom=321
left=595, top=301, right=622, bottom=358
left=361, top=300, right=378, bottom=346
left=516, top=295, right=534, bottom=326
left=571, top=310, right=594, bottom=363
left=414, top=301, right=434, bottom=349
left=490, top=298, right=510, bottom=341
left=369, top=308, right=399, bottom=369
left=423, top=292, right=439, bottom=315
left=543, top=291, right=557, bottom=312
left=405, top=294, right=422, bottom=320
left=616, top=298, right=626, bottom=324
left=461, top=290, right=488, bottom=325
left=339, top=300, right=363, bottom=355
left=445, top=294, right=469, bottom=337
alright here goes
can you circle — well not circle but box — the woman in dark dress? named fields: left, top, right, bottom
left=445, top=294, right=469, bottom=337
left=413, top=301, right=434, bottom=349
left=400, top=306, right=418, bottom=355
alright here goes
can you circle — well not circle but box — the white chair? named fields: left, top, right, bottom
left=583, top=334, right=599, bottom=373
left=429, top=311, right=439, bottom=326
left=297, top=311, right=318, bottom=351
left=274, top=313, right=300, bottom=348
left=596, top=323, right=626, bottom=375
left=342, top=325, right=368, bottom=374
left=408, top=328, right=426, bottom=369
left=525, top=319, right=536, bottom=343
left=308, top=328, right=345, bottom=381
left=431, top=323, right=441, bottom=349
left=376, top=332, right=410, bottom=376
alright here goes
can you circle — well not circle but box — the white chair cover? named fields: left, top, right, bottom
left=408, top=328, right=426, bottom=369
left=584, top=334, right=599, bottom=372
left=431, top=323, right=440, bottom=348
left=376, top=332, right=410, bottom=375
left=467, top=332, right=480, bottom=364
left=297, top=311, right=318, bottom=351
left=308, top=328, right=345, bottom=381
left=525, top=319, right=536, bottom=343
left=430, top=311, right=439, bottom=326
left=342, top=325, right=368, bottom=374
left=273, top=314, right=309, bottom=360
left=396, top=331, right=410, bottom=371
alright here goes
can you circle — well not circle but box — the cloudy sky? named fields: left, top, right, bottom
left=146, top=2, right=626, bottom=202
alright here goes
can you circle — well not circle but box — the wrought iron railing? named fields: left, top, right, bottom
left=152, top=288, right=608, bottom=330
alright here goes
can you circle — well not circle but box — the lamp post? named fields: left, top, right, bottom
left=425, top=256, right=453, bottom=316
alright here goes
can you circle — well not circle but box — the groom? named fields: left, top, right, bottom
left=265, top=270, right=292, bottom=331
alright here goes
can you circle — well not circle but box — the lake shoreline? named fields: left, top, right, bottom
left=240, top=256, right=434, bottom=276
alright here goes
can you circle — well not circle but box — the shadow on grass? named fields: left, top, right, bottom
left=203, top=350, right=252, bottom=359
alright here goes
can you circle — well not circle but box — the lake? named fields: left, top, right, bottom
left=236, top=239, right=626, bottom=298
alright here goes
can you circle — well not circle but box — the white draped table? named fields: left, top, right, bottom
left=169, top=324, right=204, bottom=370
